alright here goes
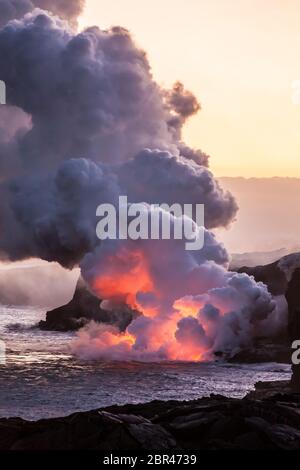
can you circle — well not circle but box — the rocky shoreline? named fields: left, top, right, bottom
left=1, top=383, right=300, bottom=450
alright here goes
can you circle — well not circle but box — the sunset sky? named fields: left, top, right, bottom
left=80, top=0, right=300, bottom=177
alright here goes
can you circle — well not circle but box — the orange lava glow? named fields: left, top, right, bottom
left=173, top=297, right=206, bottom=317
left=98, top=328, right=136, bottom=348
left=92, top=247, right=156, bottom=312
left=86, top=246, right=211, bottom=361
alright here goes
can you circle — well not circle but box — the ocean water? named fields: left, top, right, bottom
left=0, top=305, right=291, bottom=421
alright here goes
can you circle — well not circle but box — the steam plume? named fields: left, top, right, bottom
left=0, top=5, right=284, bottom=361
left=0, top=11, right=237, bottom=266
left=72, top=209, right=280, bottom=361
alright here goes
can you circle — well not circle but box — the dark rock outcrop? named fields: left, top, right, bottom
left=2, top=395, right=300, bottom=450
left=246, top=380, right=291, bottom=399
left=228, top=340, right=290, bottom=364
left=238, top=260, right=288, bottom=296
left=39, top=277, right=137, bottom=332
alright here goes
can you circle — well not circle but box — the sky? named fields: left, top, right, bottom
left=217, top=177, right=300, bottom=253
left=79, top=0, right=300, bottom=177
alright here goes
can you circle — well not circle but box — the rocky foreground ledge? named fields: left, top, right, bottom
left=2, top=387, right=300, bottom=450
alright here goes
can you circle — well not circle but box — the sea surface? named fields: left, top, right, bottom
left=0, top=305, right=291, bottom=421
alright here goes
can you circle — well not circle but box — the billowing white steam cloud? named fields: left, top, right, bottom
left=118, top=149, right=236, bottom=229
left=0, top=1, right=285, bottom=361
left=73, top=208, right=282, bottom=361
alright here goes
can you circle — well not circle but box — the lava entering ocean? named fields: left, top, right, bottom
left=0, top=1, right=287, bottom=362
left=72, top=221, right=284, bottom=362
